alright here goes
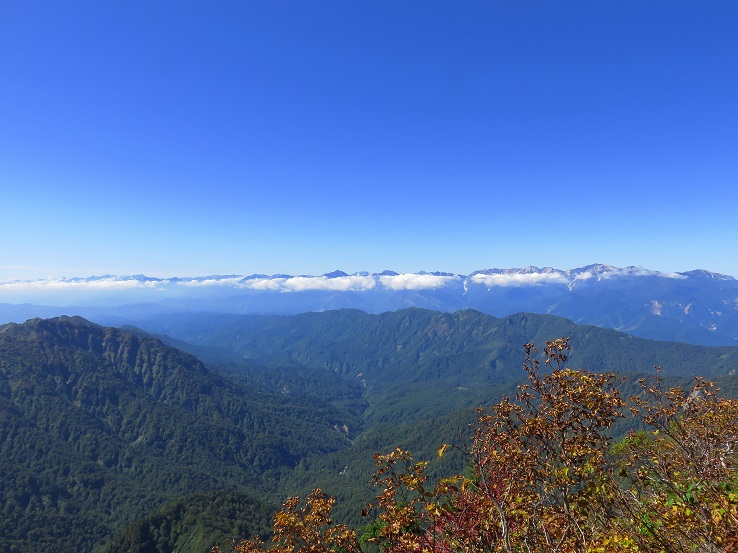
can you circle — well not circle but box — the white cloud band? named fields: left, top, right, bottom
left=0, top=266, right=699, bottom=303
left=469, top=272, right=569, bottom=287
left=379, top=274, right=458, bottom=290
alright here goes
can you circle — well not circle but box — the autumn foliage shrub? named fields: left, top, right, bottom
left=215, top=339, right=738, bottom=553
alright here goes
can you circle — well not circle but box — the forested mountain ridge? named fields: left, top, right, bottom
left=138, top=308, right=738, bottom=388
left=0, top=316, right=355, bottom=552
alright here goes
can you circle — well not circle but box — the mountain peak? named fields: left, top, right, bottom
left=323, top=270, right=349, bottom=279
left=681, top=269, right=735, bottom=281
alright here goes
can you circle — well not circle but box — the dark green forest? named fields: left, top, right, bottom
left=1, top=310, right=738, bottom=552
left=0, top=317, right=353, bottom=551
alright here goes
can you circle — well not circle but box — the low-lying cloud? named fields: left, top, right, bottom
left=379, top=274, right=458, bottom=291
left=278, top=275, right=377, bottom=292
left=0, top=266, right=698, bottom=305
left=178, top=277, right=245, bottom=287
left=0, top=277, right=165, bottom=292
left=595, top=267, right=688, bottom=280
left=469, top=272, right=569, bottom=287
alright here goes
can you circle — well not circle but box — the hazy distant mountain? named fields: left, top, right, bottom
left=2, top=264, right=738, bottom=345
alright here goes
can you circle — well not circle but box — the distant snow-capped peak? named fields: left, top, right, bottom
left=0, top=265, right=732, bottom=301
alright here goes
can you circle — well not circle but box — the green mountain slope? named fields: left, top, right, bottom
left=118, top=307, right=738, bottom=536
left=138, top=307, right=738, bottom=389
left=5, top=310, right=738, bottom=552
left=100, top=490, right=274, bottom=553
left=0, top=316, right=354, bottom=552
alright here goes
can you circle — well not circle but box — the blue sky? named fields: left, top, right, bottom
left=1, top=1, right=737, bottom=281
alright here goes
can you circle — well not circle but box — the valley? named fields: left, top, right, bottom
left=2, top=307, right=738, bottom=551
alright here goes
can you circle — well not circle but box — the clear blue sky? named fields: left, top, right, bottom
left=1, top=1, right=737, bottom=280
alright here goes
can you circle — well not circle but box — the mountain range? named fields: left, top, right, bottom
left=3, top=308, right=738, bottom=551
left=2, top=265, right=738, bottom=346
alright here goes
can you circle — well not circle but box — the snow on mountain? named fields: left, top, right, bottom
left=2, top=265, right=738, bottom=346
left=1, top=264, right=720, bottom=299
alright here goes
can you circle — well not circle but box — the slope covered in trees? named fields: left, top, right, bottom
left=3, top=312, right=738, bottom=552
left=140, top=308, right=738, bottom=543
left=218, top=339, right=738, bottom=553
left=100, top=490, right=274, bottom=553
left=0, top=317, right=355, bottom=552
left=137, top=308, right=738, bottom=408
